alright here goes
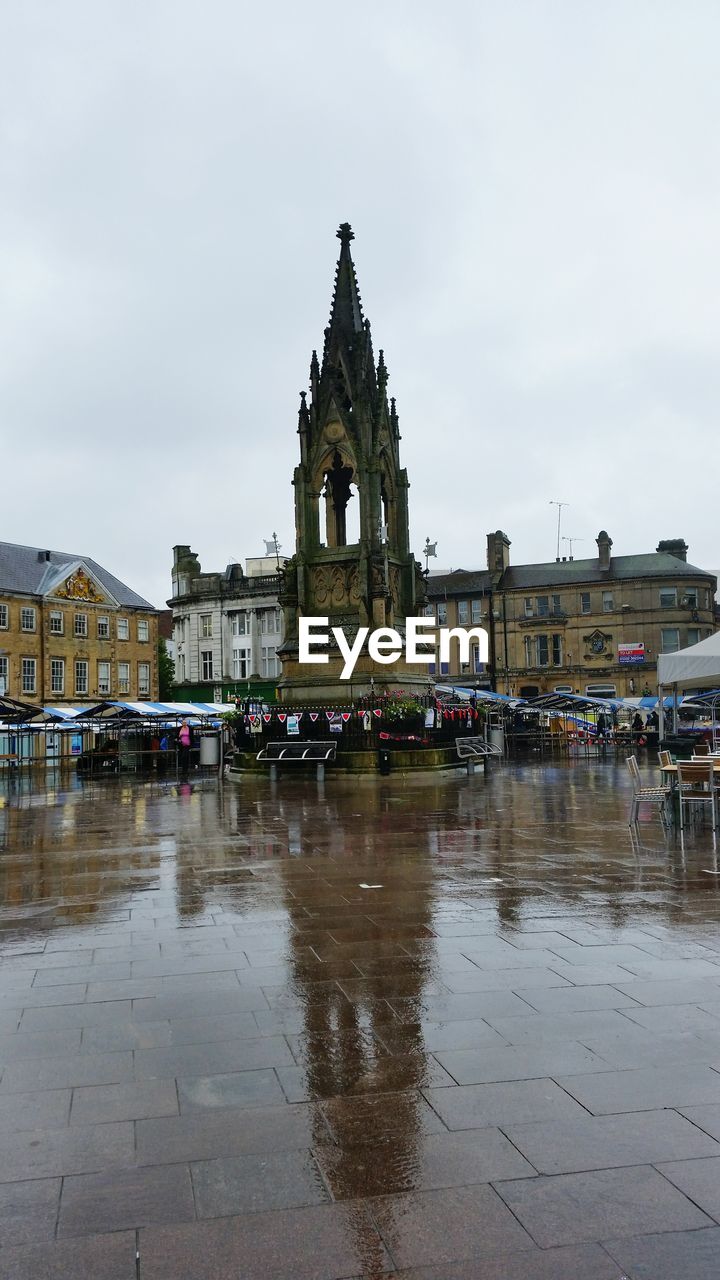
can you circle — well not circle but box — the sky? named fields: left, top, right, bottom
left=2, top=1, right=719, bottom=608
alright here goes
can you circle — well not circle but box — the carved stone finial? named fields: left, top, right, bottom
left=336, top=222, right=354, bottom=244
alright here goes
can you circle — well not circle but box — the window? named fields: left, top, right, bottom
left=705, top=589, right=712, bottom=610
left=117, top=617, right=129, bottom=641
left=687, top=628, right=701, bottom=647
left=138, top=662, right=150, bottom=696
left=661, top=627, right=680, bottom=653
left=554, top=684, right=573, bottom=694
left=21, top=607, right=36, bottom=632
left=437, top=603, right=447, bottom=625
left=200, top=614, right=213, bottom=638
left=98, top=661, right=111, bottom=694
left=552, top=634, right=563, bottom=666
left=22, top=658, right=36, bottom=694
left=49, top=610, right=64, bottom=634
left=536, top=596, right=549, bottom=617
left=201, top=650, right=213, bottom=680
left=259, top=608, right=281, bottom=634
left=457, top=600, right=469, bottom=625
left=439, top=661, right=449, bottom=676
left=261, top=645, right=278, bottom=678
left=97, top=616, right=110, bottom=639
left=586, top=683, right=616, bottom=697
left=580, top=592, right=591, bottom=615
left=473, top=645, right=484, bottom=674
left=74, top=660, right=88, bottom=695
left=118, top=661, right=130, bottom=694
left=524, top=597, right=534, bottom=617
left=231, top=613, right=248, bottom=636
left=681, top=587, right=698, bottom=608
left=602, top=591, right=614, bottom=612
left=177, top=653, right=186, bottom=682
left=74, top=613, right=88, bottom=638
left=525, top=636, right=553, bottom=666
left=659, top=587, right=677, bottom=608
left=0, top=656, right=8, bottom=693
left=232, top=648, right=250, bottom=679
left=471, top=599, right=482, bottom=624
left=552, top=594, right=562, bottom=615
left=0, top=604, right=7, bottom=629
left=421, top=602, right=435, bottom=618
left=137, top=619, right=149, bottom=642
left=50, top=658, right=65, bottom=694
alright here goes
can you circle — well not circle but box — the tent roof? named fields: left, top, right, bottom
left=657, top=631, right=720, bottom=690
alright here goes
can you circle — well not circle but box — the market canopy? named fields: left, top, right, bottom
left=657, top=632, right=720, bottom=691
left=525, top=692, right=623, bottom=713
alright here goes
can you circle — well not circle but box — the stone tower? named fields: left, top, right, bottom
left=277, top=223, right=427, bottom=702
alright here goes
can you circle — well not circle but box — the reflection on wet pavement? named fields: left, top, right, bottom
left=1, top=761, right=720, bottom=1277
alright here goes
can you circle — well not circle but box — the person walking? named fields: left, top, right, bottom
left=178, top=718, right=192, bottom=777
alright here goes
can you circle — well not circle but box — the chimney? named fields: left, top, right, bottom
left=656, top=538, right=688, bottom=563
left=37, top=550, right=51, bottom=562
left=596, top=530, right=612, bottom=571
left=486, top=530, right=511, bottom=586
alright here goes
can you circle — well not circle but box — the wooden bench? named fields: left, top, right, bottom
left=256, top=741, right=337, bottom=780
left=455, top=736, right=503, bottom=775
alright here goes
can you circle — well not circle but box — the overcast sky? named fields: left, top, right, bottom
left=2, top=1, right=719, bottom=608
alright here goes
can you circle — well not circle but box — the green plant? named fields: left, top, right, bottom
left=383, top=695, right=424, bottom=723
left=158, top=638, right=175, bottom=700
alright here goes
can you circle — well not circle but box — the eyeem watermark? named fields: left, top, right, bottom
left=299, top=617, right=489, bottom=680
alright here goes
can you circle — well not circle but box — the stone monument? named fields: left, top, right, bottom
left=277, top=223, right=428, bottom=703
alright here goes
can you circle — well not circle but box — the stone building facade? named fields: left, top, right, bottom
left=424, top=532, right=717, bottom=698
left=0, top=541, right=158, bottom=704
left=170, top=546, right=283, bottom=698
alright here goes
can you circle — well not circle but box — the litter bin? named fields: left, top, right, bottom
left=489, top=726, right=504, bottom=754
left=200, top=734, right=220, bottom=767
left=378, top=748, right=391, bottom=776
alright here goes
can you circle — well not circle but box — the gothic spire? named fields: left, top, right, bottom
left=326, top=222, right=365, bottom=352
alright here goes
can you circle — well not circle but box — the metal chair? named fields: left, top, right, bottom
left=658, top=750, right=672, bottom=768
left=693, top=742, right=711, bottom=757
left=627, top=755, right=670, bottom=827
left=677, top=761, right=718, bottom=833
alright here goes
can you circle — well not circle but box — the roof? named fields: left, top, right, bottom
left=503, top=553, right=716, bottom=590
left=426, top=570, right=491, bottom=598
left=0, top=541, right=155, bottom=609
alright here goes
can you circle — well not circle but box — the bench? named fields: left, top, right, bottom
left=455, top=736, right=503, bottom=775
left=256, top=741, right=337, bottom=781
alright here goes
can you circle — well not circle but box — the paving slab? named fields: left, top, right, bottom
left=495, top=1164, right=713, bottom=1247
left=503, top=1108, right=720, bottom=1173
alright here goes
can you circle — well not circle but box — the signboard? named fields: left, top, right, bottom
left=287, top=715, right=300, bottom=736
left=618, top=642, right=645, bottom=665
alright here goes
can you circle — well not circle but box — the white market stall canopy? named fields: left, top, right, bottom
left=657, top=631, right=720, bottom=691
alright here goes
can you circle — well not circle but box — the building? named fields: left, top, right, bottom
left=277, top=222, right=427, bottom=702
left=170, top=546, right=283, bottom=701
left=0, top=541, right=158, bottom=704
left=424, top=532, right=717, bottom=698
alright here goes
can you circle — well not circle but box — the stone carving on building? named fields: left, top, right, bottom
left=54, top=568, right=106, bottom=603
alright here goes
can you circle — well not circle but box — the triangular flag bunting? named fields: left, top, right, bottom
left=341, top=712, right=351, bottom=722
left=373, top=708, right=382, bottom=718
left=326, top=710, right=335, bottom=720
left=262, top=714, right=272, bottom=723
left=309, top=712, right=319, bottom=722
left=277, top=713, right=286, bottom=723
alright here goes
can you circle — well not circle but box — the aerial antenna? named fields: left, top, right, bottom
left=549, top=501, right=569, bottom=561
left=562, top=535, right=584, bottom=559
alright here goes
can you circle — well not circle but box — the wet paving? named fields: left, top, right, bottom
left=1, top=758, right=720, bottom=1278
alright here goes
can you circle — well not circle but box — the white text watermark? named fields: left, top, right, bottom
left=298, top=617, right=489, bottom=680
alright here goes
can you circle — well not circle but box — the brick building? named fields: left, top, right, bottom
left=0, top=542, right=158, bottom=705
left=424, top=532, right=717, bottom=698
